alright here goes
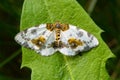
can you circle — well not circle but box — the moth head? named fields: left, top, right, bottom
left=52, top=21, right=61, bottom=30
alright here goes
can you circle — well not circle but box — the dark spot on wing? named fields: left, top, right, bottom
left=21, top=30, right=30, bottom=40
left=91, top=36, right=94, bottom=40
left=75, top=50, right=80, bottom=54
left=23, top=29, right=28, bottom=34
left=20, top=33, right=30, bottom=41
left=77, top=31, right=83, bottom=37
left=69, top=33, right=72, bottom=36
left=59, top=41, right=69, bottom=48
left=52, top=41, right=58, bottom=49
left=15, top=39, right=23, bottom=45
left=42, top=31, right=46, bottom=35
left=31, top=29, right=37, bottom=34
left=87, top=32, right=91, bottom=37
left=22, top=42, right=29, bottom=48
left=84, top=46, right=90, bottom=51
left=21, top=32, right=25, bottom=39
left=49, top=41, right=69, bottom=49
left=40, top=45, right=46, bottom=49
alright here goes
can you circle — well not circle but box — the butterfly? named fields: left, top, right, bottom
left=15, top=22, right=99, bottom=56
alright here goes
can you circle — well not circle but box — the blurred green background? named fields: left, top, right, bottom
left=0, top=0, right=120, bottom=80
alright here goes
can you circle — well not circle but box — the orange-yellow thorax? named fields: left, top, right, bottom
left=46, top=22, right=69, bottom=47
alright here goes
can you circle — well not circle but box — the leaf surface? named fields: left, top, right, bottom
left=20, top=0, right=114, bottom=80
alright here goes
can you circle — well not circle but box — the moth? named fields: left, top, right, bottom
left=15, top=22, right=99, bottom=56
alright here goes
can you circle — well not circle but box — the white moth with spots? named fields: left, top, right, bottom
left=15, top=22, right=99, bottom=56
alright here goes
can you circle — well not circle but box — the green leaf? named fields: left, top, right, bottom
left=20, top=0, right=114, bottom=80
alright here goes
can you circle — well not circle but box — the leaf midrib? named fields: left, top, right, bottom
left=63, top=56, right=75, bottom=80
left=43, top=0, right=75, bottom=79
left=43, top=0, right=53, bottom=22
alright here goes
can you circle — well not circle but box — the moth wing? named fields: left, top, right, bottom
left=59, top=25, right=99, bottom=56
left=36, top=31, right=57, bottom=56
left=59, top=31, right=77, bottom=56
left=69, top=25, right=99, bottom=47
left=15, top=24, right=47, bottom=48
left=15, top=24, right=56, bottom=56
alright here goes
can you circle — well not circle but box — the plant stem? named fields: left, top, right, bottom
left=87, top=0, right=97, bottom=15
left=0, top=49, right=21, bottom=67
